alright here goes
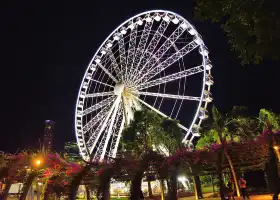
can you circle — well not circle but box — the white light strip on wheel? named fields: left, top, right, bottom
left=135, top=41, right=199, bottom=84
left=137, top=65, right=203, bottom=90
left=83, top=104, right=111, bottom=133
left=134, top=21, right=187, bottom=81
left=99, top=96, right=121, bottom=161
left=107, top=48, right=121, bottom=79
left=137, top=91, right=200, bottom=101
left=135, top=96, right=188, bottom=132
left=109, top=117, right=125, bottom=158
left=85, top=91, right=114, bottom=98
left=91, top=78, right=114, bottom=88
left=83, top=96, right=115, bottom=116
left=133, top=19, right=170, bottom=82
left=118, top=34, right=126, bottom=81
left=89, top=97, right=119, bottom=156
left=128, top=19, right=153, bottom=81
left=96, top=63, right=118, bottom=83
left=126, top=23, right=138, bottom=74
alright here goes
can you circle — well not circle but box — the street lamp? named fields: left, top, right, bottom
left=35, top=159, right=41, bottom=166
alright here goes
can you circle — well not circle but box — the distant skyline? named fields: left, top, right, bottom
left=1, top=0, right=279, bottom=153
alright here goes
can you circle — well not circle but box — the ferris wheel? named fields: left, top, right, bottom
left=75, top=10, right=213, bottom=162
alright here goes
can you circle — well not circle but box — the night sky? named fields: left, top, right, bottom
left=1, top=1, right=280, bottom=153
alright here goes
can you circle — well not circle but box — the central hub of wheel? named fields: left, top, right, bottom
left=114, top=83, right=124, bottom=95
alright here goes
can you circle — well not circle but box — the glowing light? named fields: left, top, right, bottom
left=172, top=17, right=179, bottom=24
left=36, top=159, right=41, bottom=165
left=154, top=14, right=161, bottom=21
left=178, top=176, right=187, bottom=181
left=274, top=146, right=278, bottom=150
left=163, top=15, right=170, bottom=22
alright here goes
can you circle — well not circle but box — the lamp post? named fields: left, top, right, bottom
left=34, top=158, right=42, bottom=200
left=30, top=158, right=42, bottom=200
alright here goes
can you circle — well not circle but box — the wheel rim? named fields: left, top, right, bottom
left=75, top=10, right=213, bottom=162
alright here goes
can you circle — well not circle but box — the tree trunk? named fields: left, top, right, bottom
left=97, top=176, right=110, bottom=200
left=210, top=175, right=215, bottom=193
left=160, top=179, right=165, bottom=200
left=86, top=186, right=91, bottom=200
left=217, top=150, right=226, bottom=200
left=167, top=169, right=178, bottom=200
left=0, top=168, right=9, bottom=182
left=265, top=146, right=280, bottom=193
left=131, top=171, right=144, bottom=200
left=43, top=188, right=49, bottom=200
left=194, top=176, right=203, bottom=199
left=68, top=165, right=90, bottom=200
left=219, top=130, right=240, bottom=198
left=2, top=180, right=12, bottom=200
left=224, top=150, right=240, bottom=197
left=148, top=180, right=153, bottom=198
left=19, top=171, right=37, bottom=200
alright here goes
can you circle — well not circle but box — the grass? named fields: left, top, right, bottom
left=201, top=185, right=217, bottom=193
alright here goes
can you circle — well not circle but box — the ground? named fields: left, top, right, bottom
left=7, top=194, right=274, bottom=199
left=179, top=194, right=272, bottom=199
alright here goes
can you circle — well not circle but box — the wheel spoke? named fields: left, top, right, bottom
left=135, top=40, right=199, bottom=84
left=107, top=49, right=121, bottom=79
left=133, top=19, right=170, bottom=81
left=83, top=104, right=111, bottom=133
left=99, top=96, right=121, bottom=161
left=126, top=23, right=138, bottom=82
left=83, top=96, right=115, bottom=116
left=91, top=78, right=114, bottom=88
left=118, top=34, right=126, bottom=81
left=89, top=97, right=119, bottom=156
left=85, top=91, right=114, bottom=98
left=135, top=95, right=189, bottom=132
left=91, top=117, right=112, bottom=161
left=137, top=91, right=201, bottom=101
left=108, top=116, right=125, bottom=158
left=137, top=65, right=203, bottom=90
left=134, top=22, right=187, bottom=81
left=96, top=62, right=118, bottom=83
left=128, top=19, right=153, bottom=80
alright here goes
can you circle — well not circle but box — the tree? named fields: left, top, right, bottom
left=19, top=171, right=38, bottom=200
left=258, top=108, right=280, bottom=132
left=154, top=119, right=185, bottom=200
left=197, top=105, right=243, bottom=197
left=122, top=109, right=163, bottom=154
left=195, top=0, right=280, bottom=64
left=121, top=109, right=163, bottom=200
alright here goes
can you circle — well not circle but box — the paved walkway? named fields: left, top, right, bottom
left=180, top=194, right=273, bottom=200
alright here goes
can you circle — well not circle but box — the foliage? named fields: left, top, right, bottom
left=156, top=119, right=184, bottom=155
left=259, top=108, right=280, bottom=131
left=197, top=105, right=256, bottom=148
left=63, top=142, right=83, bottom=163
left=121, top=109, right=163, bottom=155
left=196, top=129, right=219, bottom=149
left=195, top=0, right=280, bottom=64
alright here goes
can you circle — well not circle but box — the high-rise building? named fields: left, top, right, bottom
left=43, top=120, right=55, bottom=151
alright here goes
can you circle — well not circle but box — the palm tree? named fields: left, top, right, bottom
left=258, top=108, right=280, bottom=132
left=199, top=105, right=243, bottom=197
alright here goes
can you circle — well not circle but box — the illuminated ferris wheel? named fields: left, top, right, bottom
left=75, top=10, right=213, bottom=162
